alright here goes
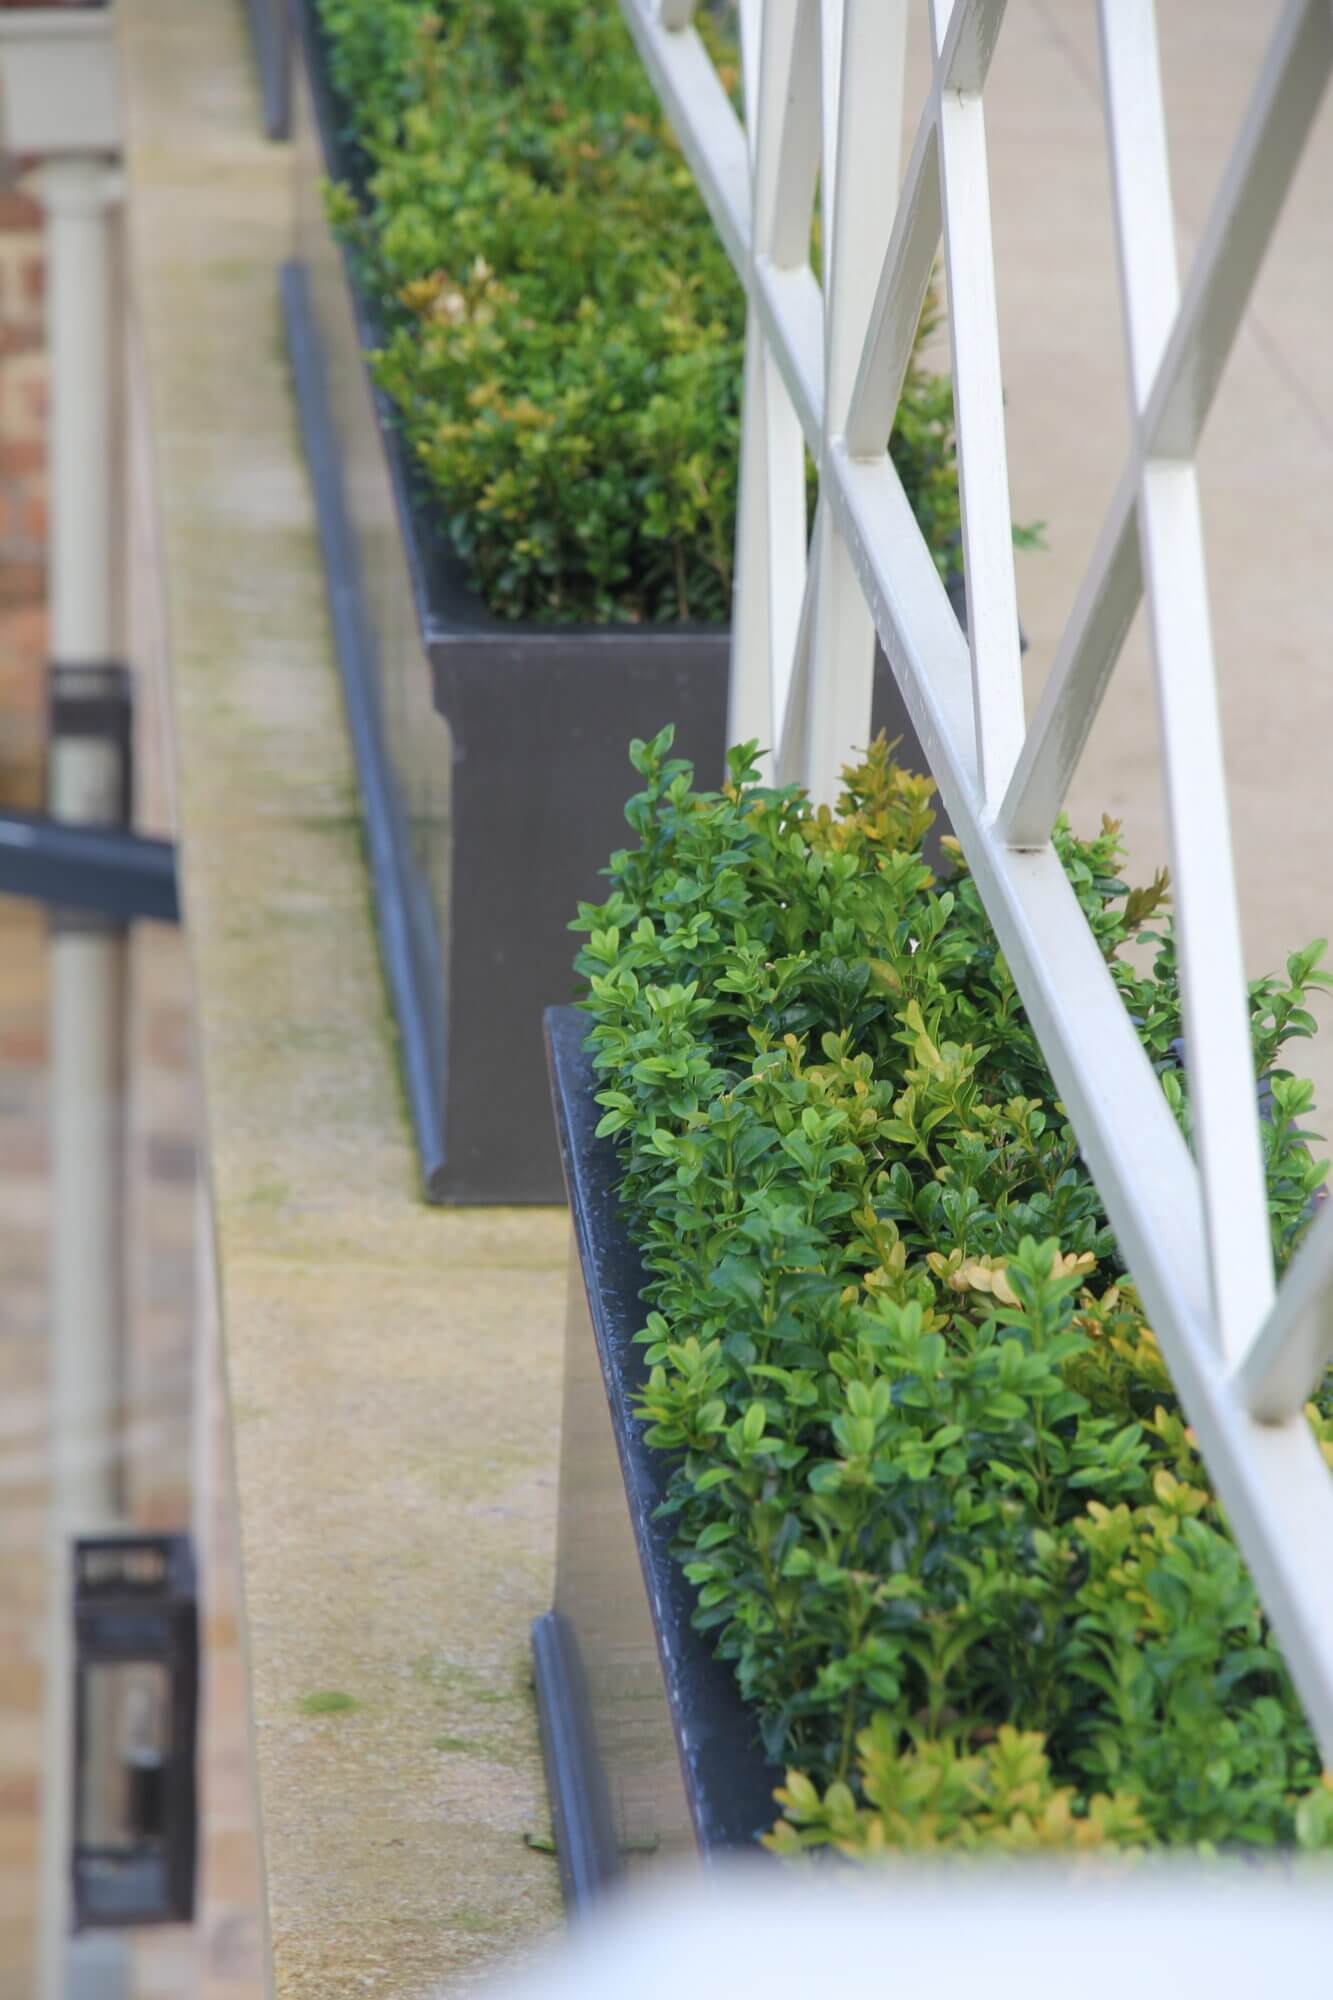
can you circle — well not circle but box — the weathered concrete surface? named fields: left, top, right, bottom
left=904, top=3, right=1333, bottom=1121
left=115, top=1, right=568, bottom=1992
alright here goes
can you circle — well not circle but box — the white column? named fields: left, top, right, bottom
left=45, top=160, right=117, bottom=655
left=37, top=153, right=130, bottom=2000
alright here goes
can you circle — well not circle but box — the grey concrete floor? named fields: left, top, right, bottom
left=903, top=1, right=1333, bottom=1124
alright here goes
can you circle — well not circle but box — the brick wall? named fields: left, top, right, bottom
left=0, top=170, right=46, bottom=809
left=0, top=1, right=97, bottom=793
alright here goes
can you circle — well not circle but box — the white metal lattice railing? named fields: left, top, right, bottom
left=619, top=0, right=1333, bottom=1756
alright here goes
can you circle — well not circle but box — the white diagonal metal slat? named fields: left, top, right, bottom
left=1099, top=0, right=1272, bottom=1362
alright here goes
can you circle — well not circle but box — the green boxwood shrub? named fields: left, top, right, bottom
left=573, top=728, right=1333, bottom=1855
left=314, top=0, right=962, bottom=623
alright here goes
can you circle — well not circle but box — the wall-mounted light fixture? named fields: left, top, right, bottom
left=72, top=1534, right=198, bottom=1930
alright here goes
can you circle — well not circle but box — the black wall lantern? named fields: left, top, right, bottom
left=72, top=1533, right=199, bottom=1929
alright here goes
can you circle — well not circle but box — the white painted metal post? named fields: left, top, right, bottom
left=800, top=0, right=907, bottom=802
left=38, top=152, right=130, bottom=2000
left=1096, top=0, right=1273, bottom=1364
left=929, top=0, right=1024, bottom=806
left=729, top=0, right=811, bottom=767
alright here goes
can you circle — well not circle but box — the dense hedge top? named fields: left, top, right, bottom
left=574, top=729, right=1333, bottom=1854
left=316, top=0, right=961, bottom=624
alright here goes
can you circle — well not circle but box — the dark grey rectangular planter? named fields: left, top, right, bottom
left=534, top=1006, right=783, bottom=1907
left=285, top=0, right=944, bottom=1203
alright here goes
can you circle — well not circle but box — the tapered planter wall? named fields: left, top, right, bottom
left=534, top=1007, right=782, bottom=1906
left=246, top=0, right=290, bottom=139
left=286, top=0, right=944, bottom=1202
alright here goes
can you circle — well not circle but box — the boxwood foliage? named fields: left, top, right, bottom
left=573, top=728, right=1333, bottom=1854
left=315, top=0, right=961, bottom=624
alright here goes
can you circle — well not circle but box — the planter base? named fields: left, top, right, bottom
left=531, top=1610, right=619, bottom=1910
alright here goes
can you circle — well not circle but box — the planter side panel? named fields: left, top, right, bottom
left=431, top=638, right=937, bottom=1198
left=539, top=1008, right=783, bottom=1904
left=432, top=635, right=728, bottom=1202
left=542, top=1234, right=696, bottom=1894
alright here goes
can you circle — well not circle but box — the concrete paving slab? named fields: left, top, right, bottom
left=115, top=1, right=568, bottom=1993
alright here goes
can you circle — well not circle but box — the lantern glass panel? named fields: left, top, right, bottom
left=77, top=1660, right=171, bottom=1852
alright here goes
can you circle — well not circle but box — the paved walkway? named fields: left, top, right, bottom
left=116, top=1, right=568, bottom=1992
left=904, top=3, right=1333, bottom=1117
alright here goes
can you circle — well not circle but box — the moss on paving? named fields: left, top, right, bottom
left=115, top=1, right=568, bottom=1991
left=296, top=1691, right=362, bottom=1718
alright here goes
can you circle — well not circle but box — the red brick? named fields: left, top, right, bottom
left=0, top=711, right=41, bottom=762
left=0, top=1659, right=42, bottom=1708
left=0, top=1773, right=39, bottom=1817
left=0, top=486, right=45, bottom=551
left=0, top=354, right=46, bottom=440
left=0, top=762, right=43, bottom=812
left=0, top=600, right=46, bottom=659
left=0, top=672, right=44, bottom=718
left=0, top=244, right=43, bottom=327
left=139, top=1492, right=192, bottom=1532
left=0, top=561, right=44, bottom=607
left=0, top=438, right=42, bottom=478
left=0, top=703, right=41, bottom=741
left=0, top=191, right=40, bottom=232
left=0, top=1026, right=47, bottom=1065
